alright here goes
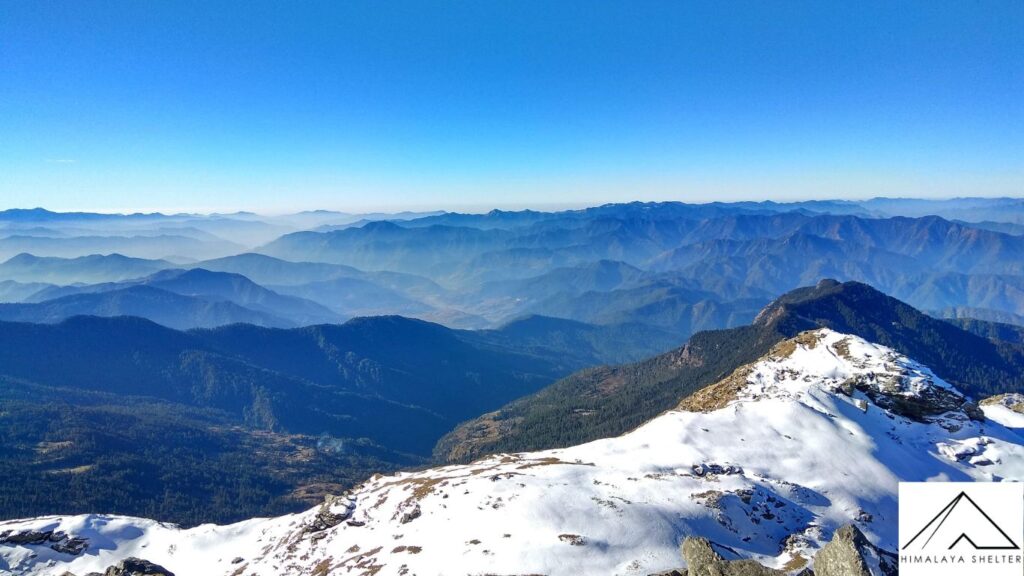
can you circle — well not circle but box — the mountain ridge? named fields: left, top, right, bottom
left=0, top=313, right=585, bottom=524
left=435, top=279, right=1024, bottom=464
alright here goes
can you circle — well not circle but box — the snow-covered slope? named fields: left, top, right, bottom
left=3, top=329, right=1023, bottom=576
left=981, top=392, right=1024, bottom=430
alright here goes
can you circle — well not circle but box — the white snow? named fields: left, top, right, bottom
left=982, top=393, right=1024, bottom=430
left=3, top=328, right=1023, bottom=576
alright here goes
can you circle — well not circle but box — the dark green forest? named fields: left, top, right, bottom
left=0, top=380, right=421, bottom=526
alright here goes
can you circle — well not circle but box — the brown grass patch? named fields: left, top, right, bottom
left=516, top=456, right=594, bottom=470
left=310, top=558, right=333, bottom=576
left=782, top=553, right=808, bottom=572
left=832, top=337, right=852, bottom=360
left=981, top=393, right=1024, bottom=414
left=391, top=545, right=423, bottom=554
left=677, top=366, right=752, bottom=413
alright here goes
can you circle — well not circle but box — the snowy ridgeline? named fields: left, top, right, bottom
left=2, top=329, right=1023, bottom=576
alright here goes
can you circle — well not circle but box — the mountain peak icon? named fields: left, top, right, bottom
left=903, top=491, right=1021, bottom=551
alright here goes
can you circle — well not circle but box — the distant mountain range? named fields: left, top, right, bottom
left=255, top=207, right=1024, bottom=328
left=0, top=279, right=50, bottom=302
left=195, top=253, right=464, bottom=323
left=0, top=267, right=342, bottom=329
left=0, top=234, right=244, bottom=261
left=3, top=201, right=1024, bottom=338
left=0, top=253, right=173, bottom=284
left=0, top=285, right=292, bottom=329
left=0, top=207, right=443, bottom=253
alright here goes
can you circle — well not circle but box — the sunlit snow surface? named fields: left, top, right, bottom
left=3, top=329, right=1023, bottom=576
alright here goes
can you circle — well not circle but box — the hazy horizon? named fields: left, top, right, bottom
left=3, top=194, right=1024, bottom=218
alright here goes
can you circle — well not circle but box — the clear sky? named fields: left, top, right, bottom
left=1, top=1, right=1021, bottom=213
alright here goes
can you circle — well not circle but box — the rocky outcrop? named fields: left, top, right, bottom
left=814, top=525, right=897, bottom=576
left=308, top=492, right=356, bottom=532
left=399, top=502, right=422, bottom=524
left=101, top=557, right=175, bottom=576
left=649, top=525, right=896, bottom=576
left=850, top=373, right=984, bottom=423
left=681, top=537, right=785, bottom=576
left=981, top=392, right=1024, bottom=414
left=0, top=533, right=168, bottom=575
left=0, top=528, right=88, bottom=555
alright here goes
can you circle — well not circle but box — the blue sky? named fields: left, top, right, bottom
left=1, top=1, right=1021, bottom=213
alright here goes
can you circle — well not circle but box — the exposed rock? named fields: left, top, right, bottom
left=843, top=370, right=981, bottom=423
left=692, top=463, right=744, bottom=477
left=648, top=570, right=686, bottom=576
left=962, top=401, right=986, bottom=421
left=981, top=392, right=1024, bottom=414
left=813, top=524, right=896, bottom=576
left=665, top=524, right=896, bottom=576
left=103, top=557, right=175, bottom=576
left=0, top=529, right=50, bottom=545
left=399, top=503, right=422, bottom=524
left=0, top=529, right=89, bottom=556
left=308, top=493, right=355, bottom=532
left=50, top=534, right=89, bottom=555
left=681, top=537, right=785, bottom=576
left=558, top=533, right=586, bottom=546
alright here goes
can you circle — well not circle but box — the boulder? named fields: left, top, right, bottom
left=308, top=493, right=355, bottom=532
left=399, top=503, right=422, bottom=524
left=0, top=528, right=89, bottom=556
left=813, top=525, right=897, bottom=576
left=0, top=529, right=51, bottom=545
left=103, top=557, right=175, bottom=576
left=681, top=537, right=785, bottom=576
left=646, top=525, right=897, bottom=576
left=50, top=535, right=89, bottom=555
